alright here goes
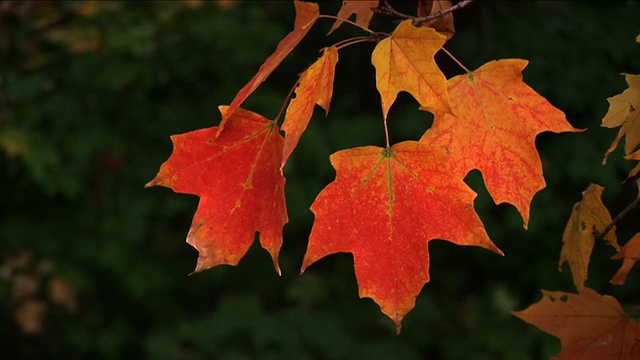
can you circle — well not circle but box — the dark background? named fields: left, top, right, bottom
left=1, top=1, right=639, bottom=359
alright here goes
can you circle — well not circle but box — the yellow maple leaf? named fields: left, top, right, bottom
left=602, top=74, right=640, bottom=162
left=371, top=20, right=450, bottom=120
left=559, top=184, right=618, bottom=293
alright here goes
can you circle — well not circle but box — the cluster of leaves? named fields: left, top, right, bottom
left=514, top=35, right=640, bottom=359
left=3, top=0, right=638, bottom=358
left=147, top=0, right=583, bottom=333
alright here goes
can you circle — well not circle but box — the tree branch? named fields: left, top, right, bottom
left=594, top=196, right=640, bottom=241
left=413, top=0, right=474, bottom=26
left=374, top=0, right=475, bottom=26
left=374, top=0, right=414, bottom=21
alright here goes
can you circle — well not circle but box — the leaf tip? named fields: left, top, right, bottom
left=394, top=315, right=404, bottom=335
left=299, top=257, right=313, bottom=275
left=144, top=177, right=162, bottom=188
left=273, top=259, right=282, bottom=276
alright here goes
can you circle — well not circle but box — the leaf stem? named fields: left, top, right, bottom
left=333, top=35, right=367, bottom=48
left=274, top=78, right=300, bottom=124
left=334, top=36, right=381, bottom=50
left=318, top=14, right=375, bottom=35
left=441, top=47, right=471, bottom=73
left=594, top=196, right=640, bottom=240
left=383, top=117, right=390, bottom=148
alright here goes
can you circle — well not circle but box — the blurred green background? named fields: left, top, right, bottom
left=1, top=1, right=639, bottom=359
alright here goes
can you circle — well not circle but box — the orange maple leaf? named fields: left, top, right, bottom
left=611, top=233, right=640, bottom=286
left=218, top=1, right=319, bottom=134
left=371, top=20, right=451, bottom=119
left=146, top=107, right=288, bottom=274
left=602, top=74, right=640, bottom=163
left=513, top=288, right=640, bottom=360
left=328, top=0, right=378, bottom=34
left=421, top=59, right=581, bottom=228
left=559, top=184, right=618, bottom=293
left=281, top=46, right=338, bottom=168
left=301, top=141, right=502, bottom=332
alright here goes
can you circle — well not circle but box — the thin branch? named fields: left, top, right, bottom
left=374, top=0, right=475, bottom=26
left=413, top=0, right=475, bottom=27
left=374, top=0, right=414, bottom=21
left=594, top=196, right=640, bottom=241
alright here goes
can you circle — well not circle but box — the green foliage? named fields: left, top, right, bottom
left=1, top=1, right=639, bottom=359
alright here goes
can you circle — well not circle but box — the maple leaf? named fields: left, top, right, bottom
left=301, top=141, right=502, bottom=332
left=559, top=184, right=618, bottom=293
left=602, top=74, right=640, bottom=162
left=513, top=288, right=640, bottom=360
left=281, top=46, right=338, bottom=168
left=611, top=233, right=640, bottom=286
left=146, top=107, right=288, bottom=274
left=417, top=0, right=455, bottom=40
left=218, top=1, right=319, bottom=134
left=420, top=59, right=581, bottom=228
left=627, top=150, right=640, bottom=182
left=328, top=0, right=378, bottom=34
left=371, top=20, right=451, bottom=120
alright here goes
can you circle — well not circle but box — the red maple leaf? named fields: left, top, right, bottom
left=301, top=141, right=502, bottom=332
left=218, top=1, right=319, bottom=134
left=146, top=107, right=287, bottom=274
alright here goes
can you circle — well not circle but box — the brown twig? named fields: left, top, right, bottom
left=594, top=196, right=640, bottom=241
left=374, top=0, right=475, bottom=26
left=374, top=0, right=414, bottom=21
left=414, top=0, right=475, bottom=26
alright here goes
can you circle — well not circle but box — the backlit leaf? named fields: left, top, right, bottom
left=513, top=288, right=640, bottom=360
left=281, top=46, right=338, bottom=168
left=602, top=74, right=640, bottom=162
left=559, top=184, right=618, bottom=293
left=371, top=20, right=450, bottom=119
left=421, top=59, right=581, bottom=228
left=611, top=233, right=640, bottom=286
left=328, top=0, right=378, bottom=34
left=218, top=1, right=319, bottom=134
left=627, top=150, right=640, bottom=182
left=417, top=0, right=455, bottom=40
left=301, top=141, right=502, bottom=332
left=146, top=107, right=287, bottom=274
